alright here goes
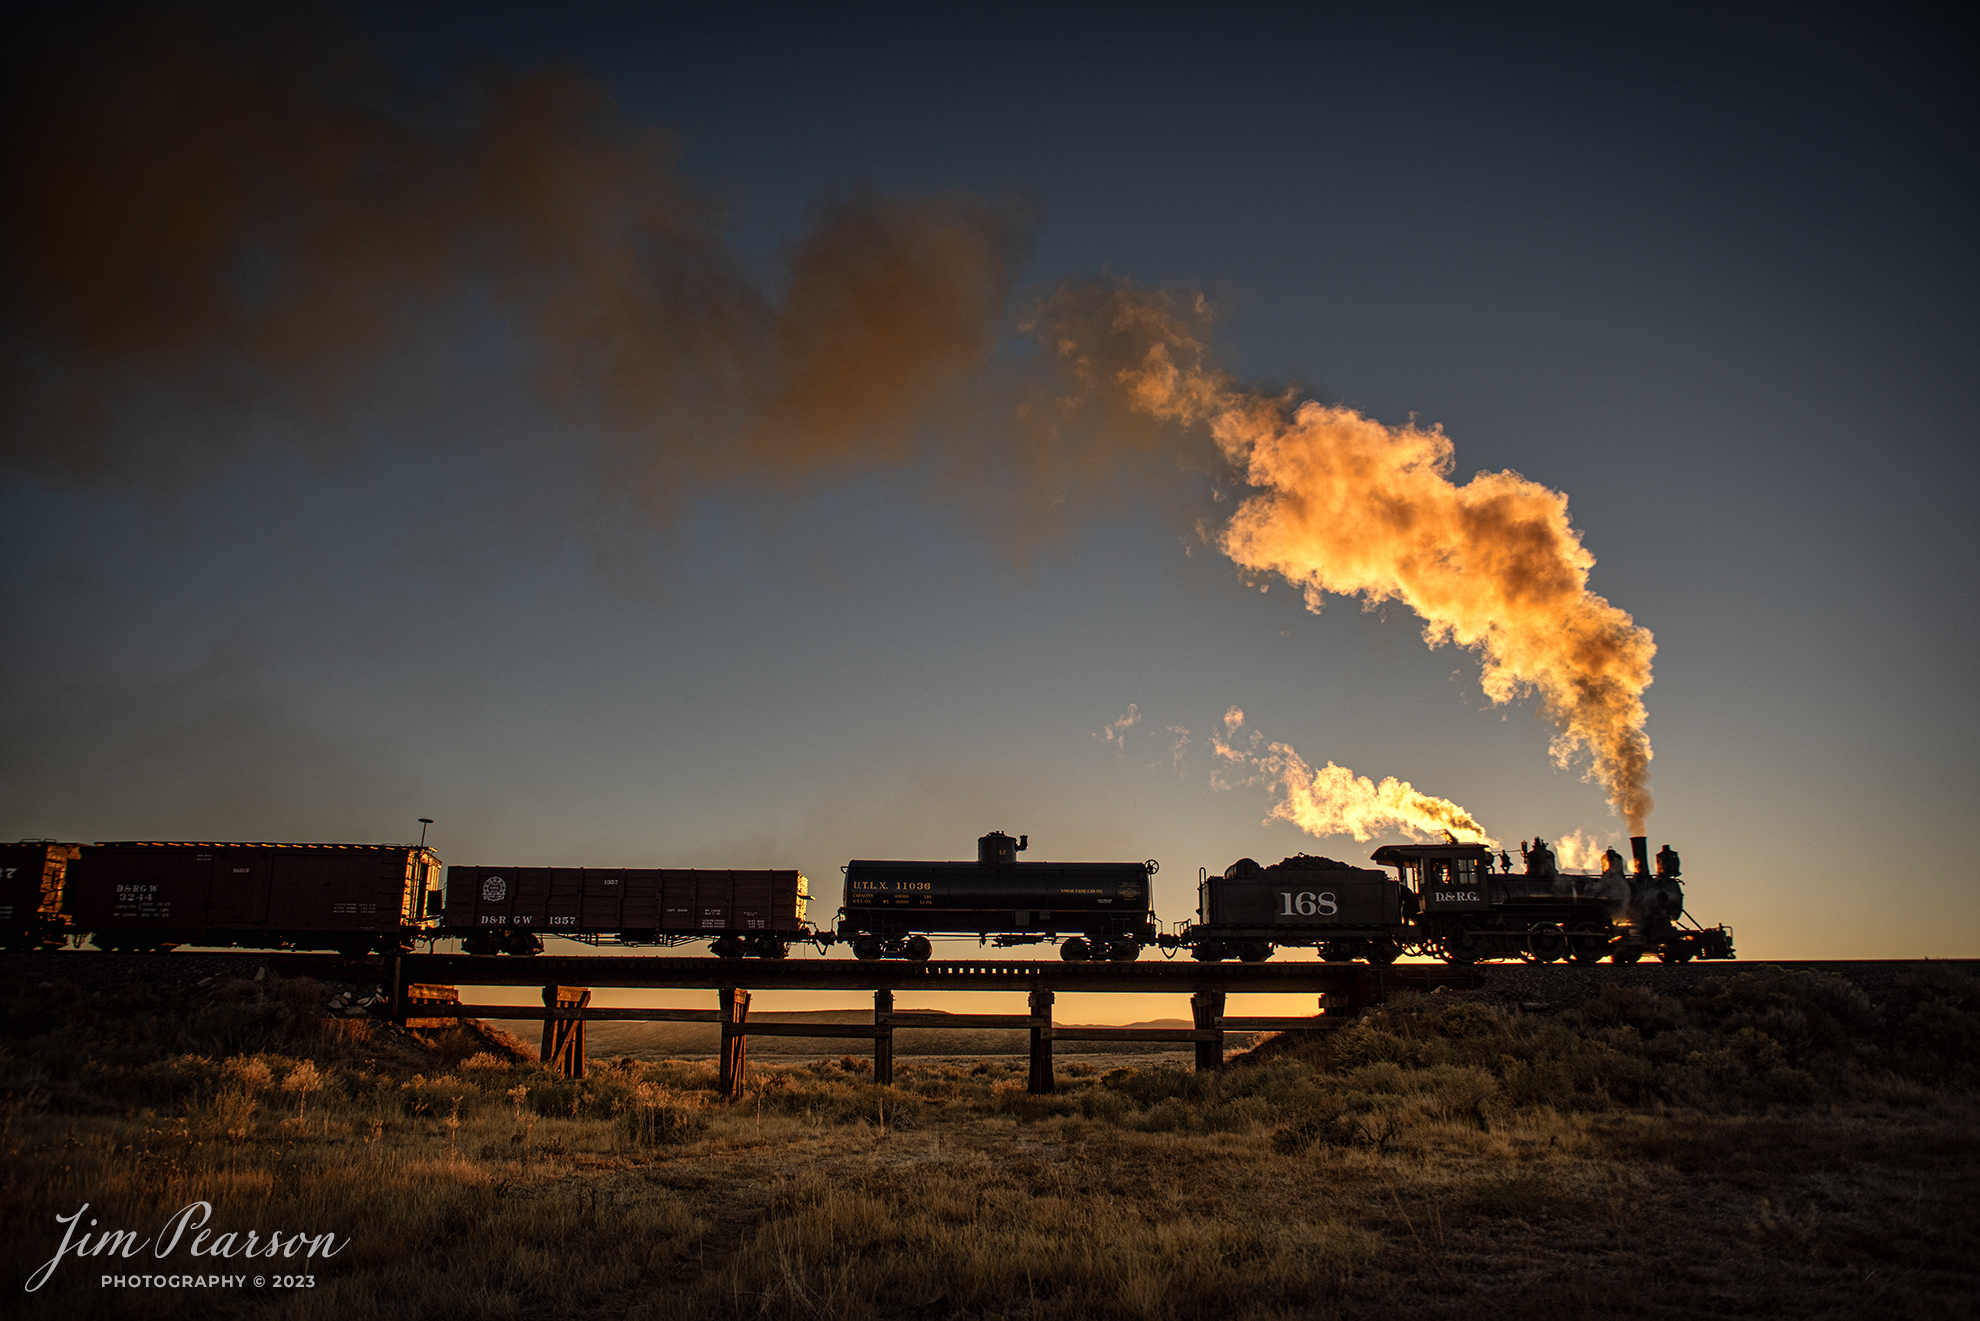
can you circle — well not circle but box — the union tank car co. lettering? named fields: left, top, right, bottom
left=0, top=829, right=1731, bottom=966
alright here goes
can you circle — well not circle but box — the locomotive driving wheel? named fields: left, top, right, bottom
left=1525, top=924, right=1567, bottom=964
left=1442, top=931, right=1486, bottom=965
left=1566, top=924, right=1607, bottom=965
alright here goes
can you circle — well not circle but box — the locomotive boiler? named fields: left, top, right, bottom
left=837, top=831, right=1158, bottom=961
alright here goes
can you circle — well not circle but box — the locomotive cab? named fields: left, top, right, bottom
left=1370, top=842, right=1494, bottom=912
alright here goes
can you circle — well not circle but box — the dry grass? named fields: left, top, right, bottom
left=1, top=967, right=1976, bottom=1318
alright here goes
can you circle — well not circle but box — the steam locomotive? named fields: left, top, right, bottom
left=2, top=830, right=1731, bottom=965
left=1180, top=836, right=1733, bottom=965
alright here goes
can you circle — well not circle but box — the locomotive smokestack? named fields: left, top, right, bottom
left=1631, top=835, right=1649, bottom=877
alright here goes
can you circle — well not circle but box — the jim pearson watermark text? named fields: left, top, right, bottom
left=25, top=1201, right=347, bottom=1292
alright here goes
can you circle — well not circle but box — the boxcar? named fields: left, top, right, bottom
left=67, top=842, right=443, bottom=954
left=0, top=841, right=80, bottom=951
left=442, top=865, right=810, bottom=957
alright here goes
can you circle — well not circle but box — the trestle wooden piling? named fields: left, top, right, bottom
left=718, top=986, right=750, bottom=1101
left=1028, top=988, right=1055, bottom=1094
left=873, top=988, right=894, bottom=1085
left=1191, top=989, right=1227, bottom=1072
left=540, top=986, right=590, bottom=1078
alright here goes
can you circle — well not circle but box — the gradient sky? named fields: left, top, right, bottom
left=4, top=4, right=1974, bottom=1019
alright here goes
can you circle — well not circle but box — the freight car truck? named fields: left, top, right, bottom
left=66, top=841, right=444, bottom=955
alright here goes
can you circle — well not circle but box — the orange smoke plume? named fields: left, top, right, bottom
left=1027, top=282, right=1656, bottom=831
left=1212, top=708, right=1494, bottom=844
left=1, top=8, right=1028, bottom=504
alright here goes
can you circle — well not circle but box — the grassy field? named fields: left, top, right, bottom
left=2, top=964, right=1976, bottom=1319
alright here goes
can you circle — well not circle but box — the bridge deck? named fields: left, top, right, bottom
left=269, top=952, right=1487, bottom=994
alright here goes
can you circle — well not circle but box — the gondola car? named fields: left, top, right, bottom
left=838, top=832, right=1158, bottom=961
left=441, top=863, right=810, bottom=957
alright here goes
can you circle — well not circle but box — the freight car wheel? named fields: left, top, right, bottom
left=1060, top=937, right=1091, bottom=962
left=709, top=936, right=745, bottom=958
left=1368, top=941, right=1402, bottom=965
left=1108, top=941, right=1142, bottom=962
left=851, top=937, right=883, bottom=961
left=905, top=936, right=932, bottom=962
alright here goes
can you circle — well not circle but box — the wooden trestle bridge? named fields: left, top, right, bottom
left=266, top=954, right=1485, bottom=1099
